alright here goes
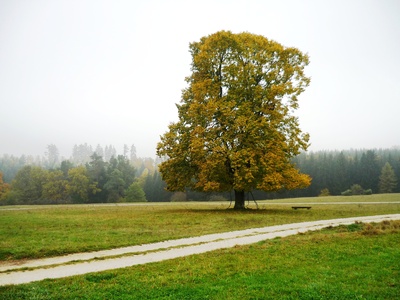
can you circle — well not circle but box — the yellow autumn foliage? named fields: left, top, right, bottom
left=157, top=31, right=311, bottom=199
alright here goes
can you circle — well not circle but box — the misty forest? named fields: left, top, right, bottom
left=0, top=143, right=399, bottom=205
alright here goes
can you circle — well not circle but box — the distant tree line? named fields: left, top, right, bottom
left=0, top=153, right=143, bottom=205
left=0, top=143, right=153, bottom=183
left=0, top=146, right=399, bottom=205
left=161, top=148, right=399, bottom=201
left=0, top=143, right=161, bottom=205
left=293, top=149, right=399, bottom=196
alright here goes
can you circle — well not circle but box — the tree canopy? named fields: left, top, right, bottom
left=157, top=31, right=311, bottom=209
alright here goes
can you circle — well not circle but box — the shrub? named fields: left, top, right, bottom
left=364, top=189, right=372, bottom=195
left=318, top=188, right=330, bottom=197
left=341, top=189, right=352, bottom=196
left=350, top=184, right=364, bottom=195
left=341, top=184, right=372, bottom=196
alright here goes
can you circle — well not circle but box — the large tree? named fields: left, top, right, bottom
left=157, top=31, right=311, bottom=209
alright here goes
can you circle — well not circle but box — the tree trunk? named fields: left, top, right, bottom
left=234, top=190, right=245, bottom=210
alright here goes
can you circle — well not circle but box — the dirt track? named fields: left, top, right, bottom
left=1, top=214, right=400, bottom=286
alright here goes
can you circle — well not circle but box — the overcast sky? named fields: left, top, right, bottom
left=1, top=0, right=399, bottom=158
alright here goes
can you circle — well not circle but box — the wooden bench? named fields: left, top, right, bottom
left=292, top=206, right=311, bottom=210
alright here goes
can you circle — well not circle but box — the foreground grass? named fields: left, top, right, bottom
left=1, top=221, right=399, bottom=299
left=0, top=194, right=399, bottom=260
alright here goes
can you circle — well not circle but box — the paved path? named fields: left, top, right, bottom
left=1, top=214, right=399, bottom=286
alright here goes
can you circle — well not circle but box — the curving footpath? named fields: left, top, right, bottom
left=1, top=214, right=400, bottom=286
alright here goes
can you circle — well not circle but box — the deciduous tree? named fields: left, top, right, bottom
left=10, top=166, right=47, bottom=204
left=157, top=31, right=311, bottom=209
left=67, top=166, right=99, bottom=203
left=0, top=171, right=10, bottom=202
left=42, top=170, right=68, bottom=202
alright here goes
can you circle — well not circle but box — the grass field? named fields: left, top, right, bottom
left=0, top=194, right=399, bottom=298
left=0, top=194, right=399, bottom=261
left=265, top=193, right=400, bottom=203
left=0, top=221, right=399, bottom=299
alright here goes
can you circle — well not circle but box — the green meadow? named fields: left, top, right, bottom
left=0, top=194, right=399, bottom=261
left=0, top=194, right=399, bottom=299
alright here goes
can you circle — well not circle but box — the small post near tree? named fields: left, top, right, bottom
left=157, top=31, right=311, bottom=209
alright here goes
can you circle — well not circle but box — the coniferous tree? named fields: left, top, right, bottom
left=95, top=144, right=104, bottom=158
left=332, top=152, right=349, bottom=195
left=86, top=153, right=107, bottom=202
left=45, top=144, right=60, bottom=169
left=104, top=169, right=126, bottom=202
left=379, top=162, right=398, bottom=193
left=359, top=150, right=380, bottom=192
left=71, top=143, right=93, bottom=165
left=123, top=144, right=129, bottom=158
left=60, top=160, right=74, bottom=177
left=104, top=145, right=117, bottom=162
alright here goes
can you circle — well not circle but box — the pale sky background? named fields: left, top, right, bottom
left=1, top=0, right=399, bottom=159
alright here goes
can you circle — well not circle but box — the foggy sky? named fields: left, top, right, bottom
left=1, top=0, right=399, bottom=159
